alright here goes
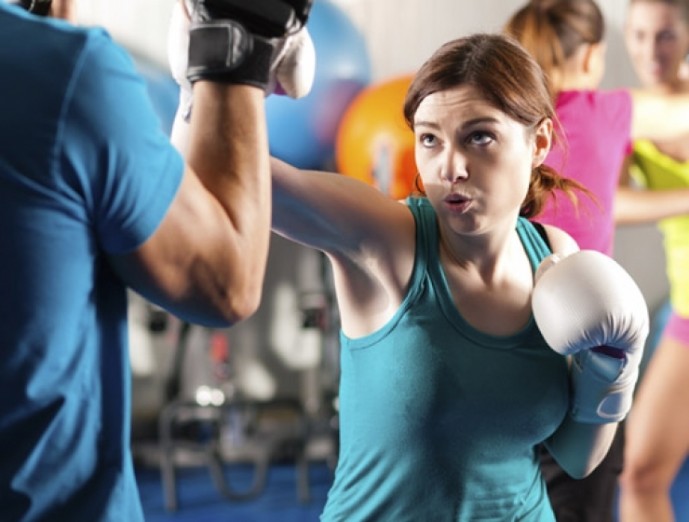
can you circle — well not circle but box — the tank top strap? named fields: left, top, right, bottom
left=517, top=217, right=552, bottom=272
left=405, top=196, right=435, bottom=280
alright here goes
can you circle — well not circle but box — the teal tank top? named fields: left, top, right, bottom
left=321, top=197, right=569, bottom=521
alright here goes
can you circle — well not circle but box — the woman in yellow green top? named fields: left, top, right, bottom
left=617, top=1, right=689, bottom=520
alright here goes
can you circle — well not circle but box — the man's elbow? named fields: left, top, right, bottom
left=205, top=274, right=264, bottom=326
left=224, top=284, right=263, bottom=325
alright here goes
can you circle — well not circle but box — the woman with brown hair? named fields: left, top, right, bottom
left=166, top=16, right=649, bottom=515
left=266, top=33, right=647, bottom=520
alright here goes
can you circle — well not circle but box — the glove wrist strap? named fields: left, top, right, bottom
left=569, top=349, right=638, bottom=424
left=187, top=20, right=273, bottom=88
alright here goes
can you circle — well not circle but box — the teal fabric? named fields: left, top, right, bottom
left=322, top=198, right=568, bottom=521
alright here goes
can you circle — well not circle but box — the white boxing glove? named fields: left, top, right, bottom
left=532, top=250, right=649, bottom=424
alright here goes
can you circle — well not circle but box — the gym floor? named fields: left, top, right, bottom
left=136, top=461, right=332, bottom=522
left=135, top=458, right=689, bottom=521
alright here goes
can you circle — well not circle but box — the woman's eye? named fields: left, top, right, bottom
left=658, top=30, right=678, bottom=44
left=467, top=131, right=494, bottom=146
left=419, top=133, right=437, bottom=147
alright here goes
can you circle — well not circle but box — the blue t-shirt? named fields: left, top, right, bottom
left=322, top=198, right=569, bottom=521
left=0, top=5, right=183, bottom=520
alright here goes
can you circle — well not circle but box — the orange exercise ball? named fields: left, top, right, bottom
left=335, top=75, right=417, bottom=200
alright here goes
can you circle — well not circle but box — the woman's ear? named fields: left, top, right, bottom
left=532, top=118, right=553, bottom=167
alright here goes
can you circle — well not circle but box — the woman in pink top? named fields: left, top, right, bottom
left=505, top=0, right=689, bottom=520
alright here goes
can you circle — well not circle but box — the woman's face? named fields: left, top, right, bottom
left=625, top=1, right=689, bottom=87
left=413, top=84, right=551, bottom=237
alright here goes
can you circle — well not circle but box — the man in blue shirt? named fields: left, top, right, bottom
left=0, top=1, right=312, bottom=519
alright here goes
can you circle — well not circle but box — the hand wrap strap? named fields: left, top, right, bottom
left=187, top=21, right=274, bottom=86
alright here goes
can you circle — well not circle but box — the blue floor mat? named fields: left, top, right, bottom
left=137, top=457, right=689, bottom=521
left=136, top=462, right=332, bottom=522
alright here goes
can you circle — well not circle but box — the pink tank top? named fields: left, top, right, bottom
left=539, top=89, right=632, bottom=255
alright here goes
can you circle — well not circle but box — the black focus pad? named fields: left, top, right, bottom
left=19, top=0, right=52, bottom=15
left=285, top=0, right=314, bottom=24
left=199, top=0, right=297, bottom=37
left=186, top=0, right=314, bottom=86
left=196, top=0, right=314, bottom=37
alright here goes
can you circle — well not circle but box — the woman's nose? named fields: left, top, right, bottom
left=441, top=150, right=468, bottom=183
